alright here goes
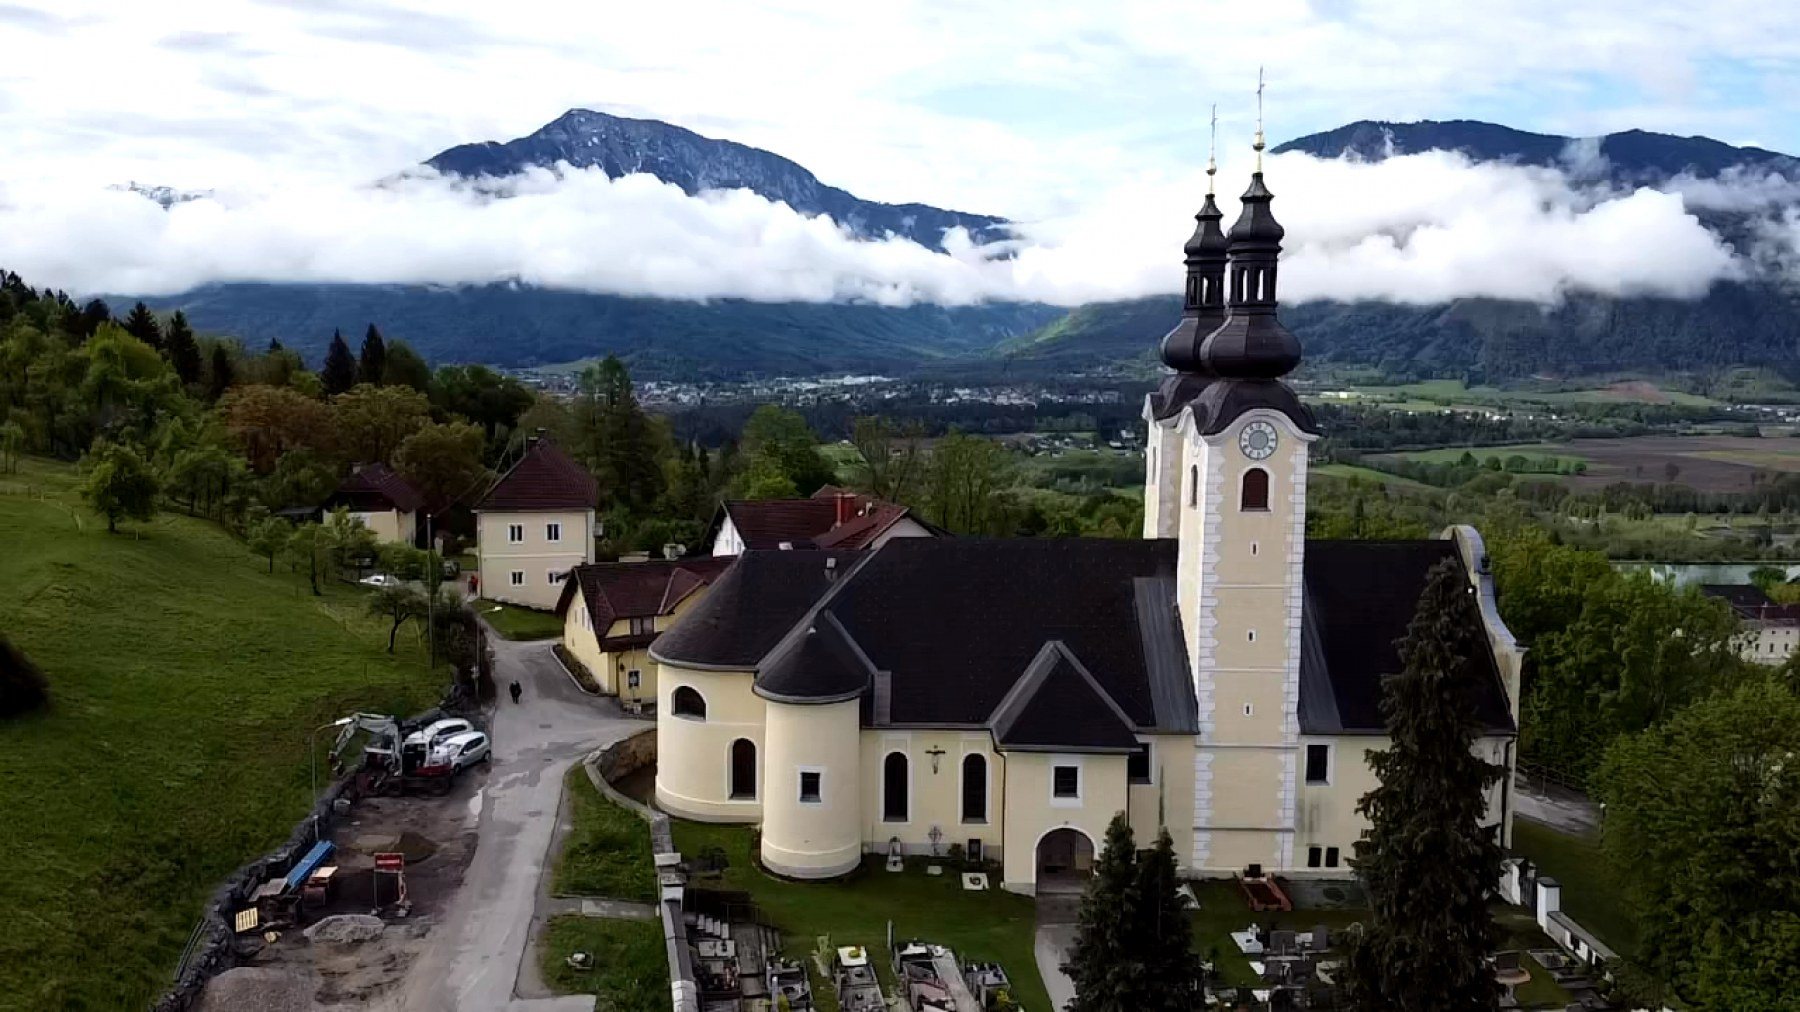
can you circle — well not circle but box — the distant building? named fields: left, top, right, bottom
left=556, top=557, right=734, bottom=706
left=705, top=486, right=940, bottom=556
left=648, top=157, right=1524, bottom=893
left=473, top=438, right=600, bottom=609
left=1699, top=584, right=1800, bottom=664
left=321, top=463, right=423, bottom=545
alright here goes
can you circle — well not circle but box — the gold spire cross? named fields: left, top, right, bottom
left=1254, top=66, right=1267, bottom=172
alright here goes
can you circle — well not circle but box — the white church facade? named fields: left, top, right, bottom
left=647, top=155, right=1524, bottom=894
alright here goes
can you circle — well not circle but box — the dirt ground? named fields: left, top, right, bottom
left=197, top=766, right=488, bottom=1011
left=1562, top=436, right=1800, bottom=492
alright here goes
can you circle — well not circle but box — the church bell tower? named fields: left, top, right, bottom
left=1143, top=81, right=1321, bottom=874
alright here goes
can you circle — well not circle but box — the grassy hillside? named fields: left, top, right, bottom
left=0, top=458, right=445, bottom=1010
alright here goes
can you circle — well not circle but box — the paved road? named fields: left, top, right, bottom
left=1514, top=773, right=1602, bottom=836
left=1034, top=893, right=1079, bottom=1011
left=389, top=635, right=637, bottom=1012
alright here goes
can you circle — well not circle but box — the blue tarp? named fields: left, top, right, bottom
left=284, top=840, right=335, bottom=891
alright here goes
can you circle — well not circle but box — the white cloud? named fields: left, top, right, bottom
left=0, top=149, right=1756, bottom=308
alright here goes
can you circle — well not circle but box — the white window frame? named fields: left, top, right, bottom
left=509, top=570, right=525, bottom=587
left=545, top=522, right=561, bottom=542
left=1305, top=742, right=1332, bottom=786
left=548, top=570, right=566, bottom=585
left=797, top=766, right=824, bottom=805
left=507, top=523, right=524, bottom=544
left=1049, top=757, right=1083, bottom=807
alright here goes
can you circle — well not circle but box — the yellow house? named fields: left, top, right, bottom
left=555, top=557, right=735, bottom=707
left=647, top=160, right=1523, bottom=895
left=322, top=463, right=422, bottom=545
left=473, top=438, right=599, bottom=610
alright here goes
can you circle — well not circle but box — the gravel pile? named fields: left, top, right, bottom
left=303, top=914, right=386, bottom=944
left=196, top=966, right=316, bottom=1012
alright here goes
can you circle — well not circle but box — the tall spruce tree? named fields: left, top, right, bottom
left=1063, top=815, right=1147, bottom=1011
left=76, top=298, right=112, bottom=339
left=1132, top=827, right=1198, bottom=1011
left=208, top=344, right=235, bottom=400
left=123, top=301, right=162, bottom=350
left=359, top=323, right=388, bottom=386
left=163, top=310, right=203, bottom=386
left=1344, top=557, right=1505, bottom=1012
left=320, top=329, right=357, bottom=395
left=574, top=356, right=665, bottom=511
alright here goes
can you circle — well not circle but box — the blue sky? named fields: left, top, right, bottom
left=3, top=0, right=1799, bottom=220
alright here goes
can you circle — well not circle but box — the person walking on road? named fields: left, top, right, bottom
left=508, top=680, right=522, bottom=704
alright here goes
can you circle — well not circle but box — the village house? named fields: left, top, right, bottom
left=473, top=437, right=599, bottom=610
left=556, top=556, right=735, bottom=706
left=649, top=157, right=1523, bottom=895
left=321, top=463, right=424, bottom=546
left=1700, top=583, right=1800, bottom=664
left=705, top=486, right=940, bottom=556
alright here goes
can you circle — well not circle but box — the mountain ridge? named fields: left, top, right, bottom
left=424, top=108, right=1010, bottom=251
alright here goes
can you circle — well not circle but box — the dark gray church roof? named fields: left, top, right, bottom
left=1298, top=540, right=1516, bottom=736
left=655, top=535, right=1514, bottom=747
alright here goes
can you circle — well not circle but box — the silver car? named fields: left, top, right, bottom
left=438, top=731, right=491, bottom=772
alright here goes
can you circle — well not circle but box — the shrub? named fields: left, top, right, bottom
left=0, top=635, right=49, bottom=716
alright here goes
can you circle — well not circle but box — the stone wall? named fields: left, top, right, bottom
left=585, top=730, right=698, bottom=1012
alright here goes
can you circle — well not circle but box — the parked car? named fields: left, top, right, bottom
left=359, top=573, right=406, bottom=589
left=404, top=717, right=473, bottom=751
left=439, top=731, right=491, bottom=772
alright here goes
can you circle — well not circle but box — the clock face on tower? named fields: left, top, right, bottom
left=1239, top=420, right=1279, bottom=461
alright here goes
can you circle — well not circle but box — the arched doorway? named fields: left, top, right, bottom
left=1036, top=828, right=1095, bottom=893
left=729, top=739, right=756, bottom=800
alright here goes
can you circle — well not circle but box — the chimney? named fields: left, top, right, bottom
left=834, top=491, right=854, bottom=528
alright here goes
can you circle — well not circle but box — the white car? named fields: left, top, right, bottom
left=359, top=573, right=406, bottom=589
left=438, top=731, right=491, bottom=772
left=404, top=717, right=473, bottom=751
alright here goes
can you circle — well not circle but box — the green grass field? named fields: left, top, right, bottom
left=474, top=599, right=565, bottom=640
left=0, top=457, right=445, bottom=1010
left=669, top=820, right=1049, bottom=1011
left=1311, top=463, right=1440, bottom=492
left=538, top=915, right=668, bottom=1010
left=553, top=769, right=656, bottom=903
left=1511, top=820, right=1638, bottom=959
left=1375, top=443, right=1581, bottom=467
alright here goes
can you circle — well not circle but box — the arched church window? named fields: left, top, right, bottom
left=1241, top=468, right=1270, bottom=511
left=672, top=686, right=707, bottom=720
left=729, top=738, right=756, bottom=799
left=883, top=752, right=909, bottom=822
left=961, top=753, right=987, bottom=823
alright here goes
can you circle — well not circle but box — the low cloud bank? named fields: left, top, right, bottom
left=0, top=148, right=1782, bottom=308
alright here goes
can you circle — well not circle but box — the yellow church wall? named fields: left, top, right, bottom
left=1127, top=733, right=1195, bottom=866
left=858, top=731, right=1006, bottom=863
left=654, top=663, right=765, bottom=823
left=761, top=699, right=863, bottom=879
left=1000, top=752, right=1129, bottom=894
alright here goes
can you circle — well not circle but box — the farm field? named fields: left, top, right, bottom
left=1376, top=435, right=1800, bottom=493
left=0, top=457, right=445, bottom=1010
left=1330, top=378, right=1721, bottom=409
left=1311, top=462, right=1440, bottom=491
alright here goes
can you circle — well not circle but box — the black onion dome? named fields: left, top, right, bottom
left=1198, top=171, right=1302, bottom=380
left=1183, top=193, right=1229, bottom=256
left=1161, top=193, right=1230, bottom=374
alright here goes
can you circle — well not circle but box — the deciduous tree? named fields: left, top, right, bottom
left=331, top=383, right=430, bottom=465
left=220, top=384, right=333, bottom=473
left=367, top=583, right=425, bottom=653
left=247, top=513, right=290, bottom=573
left=1594, top=681, right=1800, bottom=1011
left=80, top=440, right=162, bottom=534
left=1343, top=557, right=1503, bottom=1012
left=735, top=403, right=831, bottom=498
left=850, top=415, right=925, bottom=505
left=381, top=339, right=432, bottom=393
left=396, top=421, right=488, bottom=508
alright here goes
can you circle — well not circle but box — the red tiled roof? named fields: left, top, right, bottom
left=476, top=440, right=599, bottom=512
left=555, top=557, right=737, bottom=631
left=325, top=463, right=424, bottom=514
left=814, top=502, right=912, bottom=550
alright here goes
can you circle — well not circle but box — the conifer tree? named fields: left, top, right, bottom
left=1343, top=557, right=1504, bottom=1012
left=1132, top=827, right=1198, bottom=1011
left=123, top=301, right=162, bottom=350
left=76, top=298, right=112, bottom=340
left=359, top=323, right=388, bottom=386
left=163, top=310, right=203, bottom=386
left=1062, top=815, right=1143, bottom=1012
left=267, top=338, right=284, bottom=353
left=208, top=345, right=235, bottom=400
left=320, top=328, right=357, bottom=396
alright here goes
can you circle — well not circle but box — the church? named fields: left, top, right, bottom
left=648, top=147, right=1524, bottom=895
